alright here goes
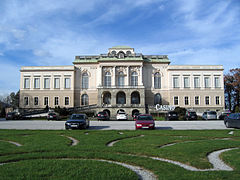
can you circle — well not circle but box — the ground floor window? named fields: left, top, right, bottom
left=205, top=96, right=210, bottom=105
left=216, top=96, right=220, bottom=105
left=55, top=97, right=59, bottom=106
left=34, top=97, right=38, bottom=106
left=116, top=92, right=126, bottom=104
left=174, top=96, right=179, bottom=105
left=195, top=96, right=199, bottom=105
left=103, top=92, right=111, bottom=104
left=24, top=97, right=29, bottom=106
left=184, top=96, right=189, bottom=105
left=44, top=97, right=48, bottom=106
left=154, top=93, right=162, bottom=105
left=65, top=97, right=69, bottom=106
left=131, top=91, right=140, bottom=104
left=81, top=94, right=89, bottom=106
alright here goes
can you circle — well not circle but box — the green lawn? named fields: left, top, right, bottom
left=0, top=129, right=240, bottom=180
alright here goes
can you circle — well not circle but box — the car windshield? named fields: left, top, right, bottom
left=137, top=115, right=153, bottom=120
left=48, top=113, right=56, bottom=116
left=98, top=112, right=106, bottom=115
left=189, top=112, right=196, bottom=115
left=71, top=115, right=85, bottom=119
left=208, top=111, right=216, bottom=115
left=118, top=112, right=126, bottom=115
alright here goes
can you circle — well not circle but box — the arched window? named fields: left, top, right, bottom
left=126, top=51, right=131, bottom=56
left=131, top=71, right=138, bottom=86
left=118, top=52, right=125, bottom=58
left=154, top=72, right=161, bottom=89
left=104, top=72, right=111, bottom=87
left=103, top=92, right=111, bottom=104
left=81, top=94, right=89, bottom=106
left=116, top=92, right=126, bottom=104
left=154, top=93, right=162, bottom=105
left=82, top=72, right=89, bottom=89
left=111, top=50, right=116, bottom=55
left=117, top=71, right=125, bottom=87
left=131, top=91, right=140, bottom=104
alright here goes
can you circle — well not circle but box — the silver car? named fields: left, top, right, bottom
left=202, top=111, right=217, bottom=120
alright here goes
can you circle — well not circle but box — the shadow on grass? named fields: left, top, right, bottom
left=89, top=126, right=110, bottom=130
left=155, top=126, right=173, bottom=130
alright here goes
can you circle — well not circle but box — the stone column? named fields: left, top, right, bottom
left=99, top=66, right=103, bottom=87
left=139, top=66, right=143, bottom=86
left=112, top=66, right=116, bottom=87
left=126, top=66, right=129, bottom=86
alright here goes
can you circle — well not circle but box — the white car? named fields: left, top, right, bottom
left=116, top=112, right=128, bottom=120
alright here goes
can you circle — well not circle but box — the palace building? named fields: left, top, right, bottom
left=20, top=46, right=225, bottom=116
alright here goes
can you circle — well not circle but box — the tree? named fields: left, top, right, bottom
left=224, top=68, right=240, bottom=112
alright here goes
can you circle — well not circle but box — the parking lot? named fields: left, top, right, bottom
left=0, top=119, right=228, bottom=130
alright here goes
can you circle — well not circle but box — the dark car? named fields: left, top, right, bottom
left=166, top=111, right=179, bottom=120
left=6, top=112, right=22, bottom=120
left=47, top=112, right=60, bottom=121
left=65, top=114, right=89, bottom=130
left=224, top=113, right=240, bottom=128
left=185, top=111, right=198, bottom=120
left=97, top=111, right=110, bottom=121
left=133, top=112, right=141, bottom=121
left=135, top=114, right=155, bottom=130
left=219, top=112, right=231, bottom=120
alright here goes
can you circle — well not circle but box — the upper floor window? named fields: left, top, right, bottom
left=194, top=76, right=200, bottom=88
left=54, top=78, right=60, bottom=89
left=64, top=78, right=71, bottom=89
left=173, top=76, right=179, bottom=88
left=24, top=78, right=30, bottom=89
left=204, top=77, right=210, bottom=88
left=81, top=94, right=89, bottom=106
left=118, top=52, right=125, bottom=58
left=214, top=76, right=220, bottom=88
left=131, top=71, right=138, bottom=86
left=154, top=72, right=161, bottom=89
left=82, top=72, right=89, bottom=89
left=117, top=72, right=125, bottom=87
left=126, top=51, right=131, bottom=56
left=183, top=77, right=190, bottom=88
left=34, top=78, right=40, bottom=89
left=104, top=72, right=111, bottom=87
left=44, top=78, right=50, bottom=89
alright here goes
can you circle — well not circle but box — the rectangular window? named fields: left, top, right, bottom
left=194, top=77, right=200, bottom=88
left=34, top=78, right=40, bottom=89
left=195, top=96, right=199, bottom=105
left=44, top=78, right=50, bottom=89
left=34, top=97, right=38, bottom=106
left=65, top=97, right=69, bottom=105
left=173, top=77, right=179, bottom=88
left=44, top=97, right=49, bottom=106
left=205, top=96, right=210, bottom=105
left=185, top=96, right=189, bottom=105
left=214, top=77, right=220, bottom=88
left=216, top=96, right=220, bottom=105
left=54, top=78, right=60, bottom=89
left=24, top=97, right=29, bottom=106
left=64, top=78, right=71, bottom=89
left=184, top=77, right=190, bottom=88
left=174, top=96, right=179, bottom=105
left=54, top=97, right=59, bottom=106
left=204, top=77, right=210, bottom=88
left=24, top=78, right=30, bottom=89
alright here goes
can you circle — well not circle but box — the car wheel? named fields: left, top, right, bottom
left=225, top=122, right=230, bottom=128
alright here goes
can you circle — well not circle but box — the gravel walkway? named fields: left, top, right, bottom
left=0, top=140, right=22, bottom=147
left=61, top=135, right=79, bottom=146
left=106, top=135, right=144, bottom=147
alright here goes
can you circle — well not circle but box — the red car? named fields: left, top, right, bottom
left=135, top=114, right=155, bottom=130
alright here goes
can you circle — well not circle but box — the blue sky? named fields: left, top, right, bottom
left=0, top=0, right=239, bottom=96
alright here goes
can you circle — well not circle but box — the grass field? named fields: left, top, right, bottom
left=0, top=129, right=240, bottom=180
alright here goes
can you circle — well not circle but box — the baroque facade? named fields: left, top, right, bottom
left=20, top=46, right=225, bottom=116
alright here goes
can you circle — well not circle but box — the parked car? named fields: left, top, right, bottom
left=224, top=113, right=240, bottom=128
left=166, top=111, right=179, bottom=120
left=135, top=114, right=155, bottom=130
left=219, top=112, right=231, bottom=120
left=97, top=111, right=110, bottom=121
left=47, top=112, right=61, bottom=120
left=116, top=112, right=128, bottom=120
left=6, top=112, right=22, bottom=120
left=202, top=111, right=217, bottom=120
left=65, top=114, right=89, bottom=130
left=133, top=112, right=141, bottom=121
left=185, top=111, right=198, bottom=120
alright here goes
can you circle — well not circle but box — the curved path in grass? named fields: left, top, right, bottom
left=129, top=147, right=238, bottom=171
left=0, top=158, right=157, bottom=180
left=106, top=135, right=144, bottom=147
left=0, top=140, right=22, bottom=147
left=61, top=135, right=79, bottom=146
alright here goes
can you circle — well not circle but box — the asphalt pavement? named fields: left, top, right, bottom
left=0, top=119, right=228, bottom=130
